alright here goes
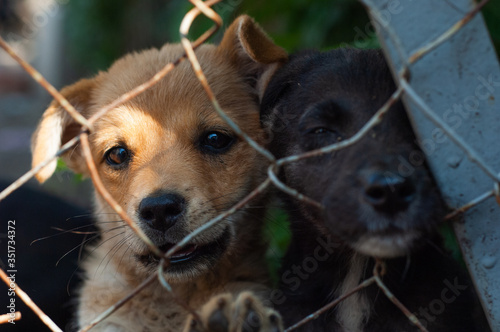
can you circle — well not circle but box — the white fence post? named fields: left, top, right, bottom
left=365, top=0, right=500, bottom=330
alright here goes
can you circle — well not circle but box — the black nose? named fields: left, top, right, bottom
left=138, top=193, right=185, bottom=232
left=362, top=171, right=416, bottom=214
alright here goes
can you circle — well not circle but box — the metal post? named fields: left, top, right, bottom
left=366, top=0, right=500, bottom=330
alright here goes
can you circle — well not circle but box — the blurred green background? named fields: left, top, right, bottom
left=66, top=0, right=500, bottom=77
left=64, top=0, right=375, bottom=76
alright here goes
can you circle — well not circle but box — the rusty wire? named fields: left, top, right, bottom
left=78, top=273, right=157, bottom=332
left=0, top=0, right=494, bottom=331
left=284, top=276, right=377, bottom=332
left=0, top=269, right=62, bottom=332
left=0, top=311, right=20, bottom=324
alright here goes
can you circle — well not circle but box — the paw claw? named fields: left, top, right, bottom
left=244, top=297, right=252, bottom=307
left=187, top=292, right=283, bottom=332
left=186, top=317, right=203, bottom=332
left=268, top=313, right=283, bottom=332
left=217, top=297, right=226, bottom=307
left=208, top=307, right=229, bottom=332
left=242, top=308, right=261, bottom=332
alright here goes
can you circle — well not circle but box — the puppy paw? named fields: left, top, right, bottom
left=184, top=292, right=283, bottom=332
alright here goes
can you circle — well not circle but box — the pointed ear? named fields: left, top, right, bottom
left=218, top=15, right=288, bottom=100
left=31, top=78, right=97, bottom=183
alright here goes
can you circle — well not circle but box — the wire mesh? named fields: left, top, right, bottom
left=0, top=0, right=496, bottom=331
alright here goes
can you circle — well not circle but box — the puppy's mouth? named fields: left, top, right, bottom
left=158, top=243, right=199, bottom=263
left=351, top=230, right=420, bottom=259
left=137, top=227, right=231, bottom=271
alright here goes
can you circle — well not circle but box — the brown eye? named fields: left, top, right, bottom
left=105, top=147, right=130, bottom=167
left=199, top=131, right=235, bottom=154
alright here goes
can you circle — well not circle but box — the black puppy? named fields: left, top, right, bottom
left=262, top=49, right=486, bottom=331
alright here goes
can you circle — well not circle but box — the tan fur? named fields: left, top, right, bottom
left=192, top=291, right=284, bottom=332
left=31, top=15, right=286, bottom=331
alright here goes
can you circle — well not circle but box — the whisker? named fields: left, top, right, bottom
left=56, top=226, right=126, bottom=266
left=91, top=231, right=128, bottom=278
left=56, top=233, right=101, bottom=267
left=401, top=255, right=411, bottom=281
left=66, top=232, right=93, bottom=296
left=52, top=228, right=99, bottom=235
left=78, top=232, right=90, bottom=264
left=424, top=237, right=446, bottom=256
left=31, top=223, right=125, bottom=245
left=116, top=239, right=134, bottom=271
left=64, top=213, right=94, bottom=221
left=98, top=234, right=132, bottom=276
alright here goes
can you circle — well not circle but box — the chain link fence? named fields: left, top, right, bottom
left=0, top=0, right=498, bottom=331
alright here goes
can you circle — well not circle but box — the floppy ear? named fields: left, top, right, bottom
left=31, top=78, right=97, bottom=183
left=217, top=15, right=287, bottom=100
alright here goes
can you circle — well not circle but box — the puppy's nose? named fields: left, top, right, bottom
left=138, top=193, right=185, bottom=232
left=362, top=171, right=415, bottom=214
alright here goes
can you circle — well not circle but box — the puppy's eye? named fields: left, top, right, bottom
left=200, top=131, right=235, bottom=154
left=309, top=127, right=342, bottom=139
left=313, top=128, right=328, bottom=134
left=104, top=147, right=130, bottom=167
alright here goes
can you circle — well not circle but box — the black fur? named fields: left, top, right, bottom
left=0, top=181, right=93, bottom=331
left=262, top=49, right=488, bottom=331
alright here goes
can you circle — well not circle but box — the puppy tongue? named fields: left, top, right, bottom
left=170, top=244, right=197, bottom=258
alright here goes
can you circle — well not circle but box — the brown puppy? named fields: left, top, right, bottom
left=31, top=15, right=286, bottom=332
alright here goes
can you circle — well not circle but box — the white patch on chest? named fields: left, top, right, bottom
left=334, top=254, right=370, bottom=332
